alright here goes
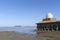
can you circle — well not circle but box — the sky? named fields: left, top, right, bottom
left=0, top=0, right=60, bottom=26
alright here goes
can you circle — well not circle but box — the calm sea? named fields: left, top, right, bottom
left=0, top=26, right=36, bottom=34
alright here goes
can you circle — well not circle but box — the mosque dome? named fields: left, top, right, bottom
left=46, top=12, right=54, bottom=19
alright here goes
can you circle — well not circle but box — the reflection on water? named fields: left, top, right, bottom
left=0, top=26, right=36, bottom=34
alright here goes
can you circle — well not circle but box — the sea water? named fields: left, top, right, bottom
left=0, top=26, right=36, bottom=34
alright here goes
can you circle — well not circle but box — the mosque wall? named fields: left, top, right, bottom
left=37, top=22, right=60, bottom=31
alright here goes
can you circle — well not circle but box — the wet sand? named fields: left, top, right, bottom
left=0, top=31, right=37, bottom=40
left=36, top=31, right=60, bottom=40
left=0, top=31, right=60, bottom=40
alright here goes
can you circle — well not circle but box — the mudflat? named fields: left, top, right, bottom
left=0, top=31, right=60, bottom=40
left=36, top=31, right=60, bottom=40
left=0, top=31, right=37, bottom=40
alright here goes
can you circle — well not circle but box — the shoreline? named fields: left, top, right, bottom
left=0, top=31, right=60, bottom=40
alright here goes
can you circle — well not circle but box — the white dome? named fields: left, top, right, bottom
left=46, top=12, right=54, bottom=18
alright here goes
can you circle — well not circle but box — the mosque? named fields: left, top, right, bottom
left=36, top=13, right=60, bottom=31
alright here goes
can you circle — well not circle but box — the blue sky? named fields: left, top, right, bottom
left=0, top=0, right=60, bottom=26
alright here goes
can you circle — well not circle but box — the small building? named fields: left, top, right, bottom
left=36, top=13, right=60, bottom=31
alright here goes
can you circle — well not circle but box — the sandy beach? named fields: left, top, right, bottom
left=0, top=31, right=60, bottom=40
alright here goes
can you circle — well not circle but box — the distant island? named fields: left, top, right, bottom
left=14, top=25, right=21, bottom=27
